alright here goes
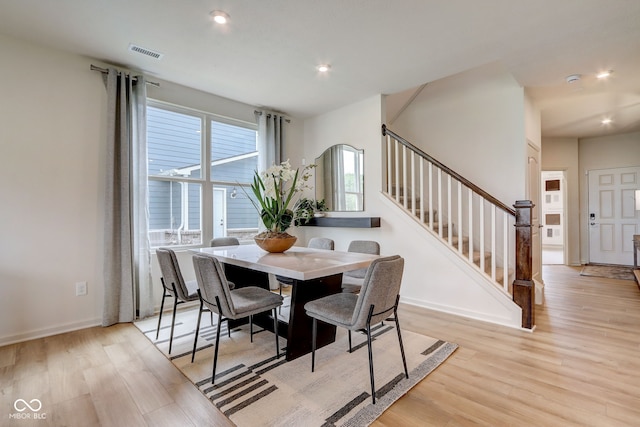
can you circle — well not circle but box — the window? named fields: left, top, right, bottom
left=342, top=146, right=364, bottom=211
left=147, top=102, right=259, bottom=247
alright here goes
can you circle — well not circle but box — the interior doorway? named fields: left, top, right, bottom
left=541, top=171, right=566, bottom=265
left=527, top=143, right=544, bottom=304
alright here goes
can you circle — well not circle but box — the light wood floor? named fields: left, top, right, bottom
left=2, top=265, right=639, bottom=426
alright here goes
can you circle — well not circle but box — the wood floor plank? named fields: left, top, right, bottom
left=83, top=363, right=147, bottom=427
left=0, top=343, right=16, bottom=368
left=165, top=381, right=235, bottom=427
left=49, top=394, right=100, bottom=427
left=103, top=340, right=175, bottom=415
left=143, top=403, right=195, bottom=427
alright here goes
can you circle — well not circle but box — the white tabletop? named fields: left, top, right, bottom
left=193, top=244, right=380, bottom=281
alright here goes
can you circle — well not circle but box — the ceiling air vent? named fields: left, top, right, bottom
left=128, top=43, right=164, bottom=60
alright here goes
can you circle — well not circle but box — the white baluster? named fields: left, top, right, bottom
left=394, top=140, right=400, bottom=203
left=428, top=162, right=433, bottom=228
left=504, top=211, right=510, bottom=292
left=386, top=136, right=392, bottom=194
left=447, top=174, right=452, bottom=243
left=479, top=197, right=485, bottom=273
left=468, top=189, right=473, bottom=263
left=419, top=159, right=425, bottom=223
left=437, top=168, right=443, bottom=237
left=457, top=181, right=463, bottom=253
left=491, top=204, right=496, bottom=281
left=402, top=145, right=408, bottom=209
left=411, top=151, right=416, bottom=215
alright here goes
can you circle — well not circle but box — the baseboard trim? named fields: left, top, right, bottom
left=400, top=296, right=522, bottom=330
left=0, top=318, right=102, bottom=347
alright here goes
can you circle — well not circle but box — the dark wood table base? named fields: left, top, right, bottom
left=224, top=264, right=342, bottom=361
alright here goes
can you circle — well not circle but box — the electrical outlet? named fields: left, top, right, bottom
left=75, top=281, right=87, bottom=296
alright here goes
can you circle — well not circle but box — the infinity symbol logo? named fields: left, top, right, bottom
left=14, top=399, right=42, bottom=412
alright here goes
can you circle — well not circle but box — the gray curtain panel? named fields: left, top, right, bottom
left=102, top=68, right=151, bottom=326
left=257, top=111, right=284, bottom=171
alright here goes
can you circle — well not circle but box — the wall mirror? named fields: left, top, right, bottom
left=315, top=144, right=364, bottom=211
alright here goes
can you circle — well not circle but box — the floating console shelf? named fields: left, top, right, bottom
left=301, top=217, right=380, bottom=228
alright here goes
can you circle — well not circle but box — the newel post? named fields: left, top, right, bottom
left=513, top=200, right=534, bottom=329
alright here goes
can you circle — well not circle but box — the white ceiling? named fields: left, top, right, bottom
left=2, top=0, right=639, bottom=139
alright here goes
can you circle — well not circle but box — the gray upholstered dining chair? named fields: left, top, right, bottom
left=307, top=237, right=335, bottom=250
left=304, top=255, right=408, bottom=404
left=155, top=247, right=200, bottom=354
left=191, top=253, right=283, bottom=384
left=341, top=240, right=380, bottom=294
left=276, top=237, right=335, bottom=294
left=210, top=236, right=240, bottom=289
left=210, top=236, right=240, bottom=247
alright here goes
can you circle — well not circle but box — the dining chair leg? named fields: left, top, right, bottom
left=191, top=297, right=204, bottom=363
left=155, top=286, right=167, bottom=340
left=272, top=308, right=280, bottom=359
left=212, top=311, right=222, bottom=385
left=393, top=297, right=409, bottom=378
left=250, top=314, right=254, bottom=343
left=311, top=318, right=317, bottom=372
left=366, top=305, right=376, bottom=404
left=168, top=296, right=179, bottom=354
left=348, top=330, right=352, bottom=353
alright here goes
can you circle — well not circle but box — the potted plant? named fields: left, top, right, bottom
left=294, top=198, right=329, bottom=225
left=245, top=160, right=314, bottom=252
left=314, top=199, right=328, bottom=216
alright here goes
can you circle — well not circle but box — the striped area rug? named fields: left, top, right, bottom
left=134, top=306, right=457, bottom=426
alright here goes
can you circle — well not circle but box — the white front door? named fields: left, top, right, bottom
left=588, top=166, right=640, bottom=265
left=213, top=188, right=227, bottom=238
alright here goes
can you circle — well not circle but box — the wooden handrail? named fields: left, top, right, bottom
left=382, top=124, right=516, bottom=216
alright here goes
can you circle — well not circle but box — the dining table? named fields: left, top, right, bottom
left=192, top=244, right=381, bottom=360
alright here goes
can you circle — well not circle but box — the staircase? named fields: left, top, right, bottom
left=382, top=125, right=535, bottom=329
left=398, top=196, right=513, bottom=286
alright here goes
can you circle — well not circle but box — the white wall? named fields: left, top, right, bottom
left=578, top=132, right=640, bottom=264
left=389, top=62, right=527, bottom=205
left=541, top=137, right=580, bottom=265
left=298, top=94, right=521, bottom=328
left=0, top=34, right=106, bottom=344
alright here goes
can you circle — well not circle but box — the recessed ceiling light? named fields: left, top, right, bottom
left=601, top=118, right=612, bottom=125
left=210, top=10, right=230, bottom=24
left=596, top=70, right=612, bottom=79
left=317, top=64, right=331, bottom=73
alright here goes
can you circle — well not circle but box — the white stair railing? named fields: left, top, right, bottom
left=382, top=125, right=517, bottom=295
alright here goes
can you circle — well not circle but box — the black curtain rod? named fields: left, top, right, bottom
left=254, top=110, right=291, bottom=123
left=90, top=64, right=160, bottom=87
